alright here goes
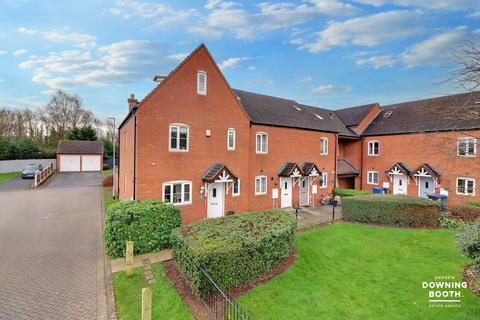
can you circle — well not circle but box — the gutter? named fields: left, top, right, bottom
left=133, top=110, right=137, bottom=200
left=334, top=133, right=338, bottom=189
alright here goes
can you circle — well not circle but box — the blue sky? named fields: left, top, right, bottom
left=0, top=0, right=479, bottom=120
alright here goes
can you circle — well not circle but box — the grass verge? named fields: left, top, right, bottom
left=103, top=169, right=113, bottom=177
left=103, top=186, right=118, bottom=210
left=0, top=172, right=20, bottom=183
left=112, top=262, right=193, bottom=320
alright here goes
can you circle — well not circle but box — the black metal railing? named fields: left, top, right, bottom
left=198, top=267, right=252, bottom=320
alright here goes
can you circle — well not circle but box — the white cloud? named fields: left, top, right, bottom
left=311, top=84, right=351, bottom=93
left=166, top=52, right=189, bottom=62
left=469, top=11, right=480, bottom=17
left=353, top=0, right=480, bottom=10
left=218, top=57, right=250, bottom=70
left=189, top=0, right=358, bottom=40
left=356, top=54, right=396, bottom=69
left=13, top=49, right=28, bottom=56
left=18, top=27, right=97, bottom=49
left=18, top=26, right=38, bottom=35
left=400, top=28, right=475, bottom=68
left=110, top=0, right=197, bottom=27
left=0, top=50, right=7, bottom=55
left=299, top=76, right=313, bottom=82
left=247, top=66, right=256, bottom=71
left=19, top=40, right=177, bottom=89
left=0, top=79, right=4, bottom=83
left=302, top=10, right=424, bottom=52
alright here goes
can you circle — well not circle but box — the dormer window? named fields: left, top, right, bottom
left=197, top=71, right=207, bottom=95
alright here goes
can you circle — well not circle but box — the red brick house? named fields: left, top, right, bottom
left=118, top=43, right=480, bottom=223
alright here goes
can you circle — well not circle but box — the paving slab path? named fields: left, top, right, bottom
left=0, top=172, right=108, bottom=320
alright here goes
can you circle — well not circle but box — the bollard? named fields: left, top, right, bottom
left=126, top=241, right=134, bottom=278
left=142, top=287, right=152, bottom=320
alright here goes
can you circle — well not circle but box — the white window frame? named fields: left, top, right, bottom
left=320, top=137, right=328, bottom=155
left=162, top=180, right=192, bottom=205
left=227, top=128, right=236, bottom=150
left=368, top=140, right=379, bottom=156
left=197, top=71, right=207, bottom=95
left=169, top=123, right=189, bottom=152
left=320, top=172, right=328, bottom=188
left=457, top=137, right=477, bottom=157
left=233, top=179, right=240, bottom=196
left=456, top=177, right=476, bottom=196
left=256, top=132, right=268, bottom=154
left=367, top=171, right=379, bottom=185
left=255, top=176, right=267, bottom=195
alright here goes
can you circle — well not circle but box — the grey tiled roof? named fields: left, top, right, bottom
left=233, top=89, right=358, bottom=137
left=413, top=163, right=442, bottom=177
left=300, top=162, right=320, bottom=175
left=278, top=162, right=302, bottom=177
left=362, top=92, right=480, bottom=136
left=200, top=163, right=238, bottom=182
left=337, top=159, right=360, bottom=176
left=335, top=103, right=378, bottom=127
left=56, top=140, right=103, bottom=155
left=385, top=162, right=413, bottom=175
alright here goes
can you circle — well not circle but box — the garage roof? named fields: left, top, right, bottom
left=57, top=140, right=104, bottom=155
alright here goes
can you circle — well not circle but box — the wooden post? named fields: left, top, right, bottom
left=126, top=241, right=134, bottom=278
left=141, top=287, right=152, bottom=320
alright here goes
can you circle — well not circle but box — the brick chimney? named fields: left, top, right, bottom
left=128, top=94, right=138, bottom=111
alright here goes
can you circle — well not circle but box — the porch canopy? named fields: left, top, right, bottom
left=201, top=162, right=238, bottom=183
left=278, top=162, right=304, bottom=177
left=300, top=162, right=321, bottom=177
left=337, top=159, right=359, bottom=177
left=385, top=162, right=412, bottom=176
left=413, top=163, right=441, bottom=184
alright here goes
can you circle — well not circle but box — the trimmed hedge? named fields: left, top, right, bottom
left=171, top=210, right=296, bottom=294
left=105, top=200, right=182, bottom=258
left=446, top=204, right=480, bottom=223
left=333, top=188, right=370, bottom=197
left=342, top=195, right=441, bottom=227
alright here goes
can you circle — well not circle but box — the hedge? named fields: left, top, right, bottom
left=171, top=210, right=296, bottom=295
left=456, top=220, right=480, bottom=273
left=446, top=204, right=480, bottom=223
left=104, top=200, right=182, bottom=258
left=466, top=201, right=480, bottom=208
left=333, top=188, right=370, bottom=197
left=342, top=195, right=441, bottom=227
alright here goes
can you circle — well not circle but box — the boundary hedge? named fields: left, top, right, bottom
left=333, top=188, right=370, bottom=197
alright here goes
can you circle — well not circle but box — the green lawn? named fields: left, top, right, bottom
left=112, top=262, right=193, bottom=320
left=466, top=201, right=480, bottom=207
left=239, top=223, right=480, bottom=320
left=103, top=187, right=118, bottom=210
left=102, top=169, right=113, bottom=177
left=0, top=172, right=20, bottom=183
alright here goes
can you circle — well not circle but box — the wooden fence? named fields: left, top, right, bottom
left=34, top=163, right=55, bottom=187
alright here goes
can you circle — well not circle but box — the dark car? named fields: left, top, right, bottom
left=21, top=164, right=43, bottom=179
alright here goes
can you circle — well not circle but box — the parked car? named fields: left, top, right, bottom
left=21, top=164, right=43, bottom=179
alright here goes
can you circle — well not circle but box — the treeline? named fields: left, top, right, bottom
left=0, top=90, right=115, bottom=160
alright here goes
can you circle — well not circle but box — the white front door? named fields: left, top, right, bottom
left=81, top=155, right=101, bottom=171
left=207, top=183, right=224, bottom=218
left=393, top=175, right=407, bottom=195
left=280, top=177, right=292, bottom=208
left=59, top=155, right=81, bottom=172
left=299, top=177, right=309, bottom=206
left=418, top=177, right=434, bottom=198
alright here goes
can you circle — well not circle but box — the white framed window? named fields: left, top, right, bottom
left=367, top=171, right=379, bottom=185
left=457, top=137, right=477, bottom=157
left=320, top=137, right=328, bottom=155
left=233, top=179, right=240, bottom=196
left=169, top=124, right=189, bottom=152
left=255, top=176, right=267, bottom=195
left=162, top=181, right=192, bottom=205
left=368, top=141, right=379, bottom=156
left=197, top=71, right=207, bottom=95
left=320, top=172, right=328, bottom=188
left=456, top=177, right=476, bottom=196
left=227, top=128, right=236, bottom=150
left=256, top=132, right=268, bottom=154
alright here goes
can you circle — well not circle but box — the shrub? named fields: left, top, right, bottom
left=342, top=195, right=441, bottom=227
left=333, top=188, right=370, bottom=197
left=104, top=200, right=182, bottom=258
left=439, top=215, right=465, bottom=229
left=102, top=175, right=113, bottom=187
left=171, top=210, right=296, bottom=294
left=466, top=201, right=480, bottom=208
left=456, top=220, right=480, bottom=274
left=446, top=204, right=480, bottom=223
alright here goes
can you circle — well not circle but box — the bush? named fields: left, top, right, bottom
left=466, top=201, right=480, bottom=208
left=439, top=215, right=465, bottom=229
left=456, top=220, right=480, bottom=274
left=104, top=200, right=182, bottom=258
left=446, top=204, right=480, bottom=223
left=333, top=188, right=370, bottom=197
left=171, top=210, right=296, bottom=294
left=342, top=195, right=441, bottom=227
left=102, top=175, right=113, bottom=187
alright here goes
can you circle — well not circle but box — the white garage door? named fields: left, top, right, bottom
left=60, top=155, right=81, bottom=172
left=81, top=155, right=101, bottom=172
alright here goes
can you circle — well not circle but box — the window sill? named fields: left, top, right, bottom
left=367, top=182, right=379, bottom=185
left=367, top=154, right=379, bottom=157
left=168, top=149, right=189, bottom=153
left=168, top=202, right=192, bottom=206
left=255, top=192, right=267, bottom=196
left=456, top=193, right=475, bottom=197
left=256, top=152, right=268, bottom=154
left=457, top=155, right=477, bottom=158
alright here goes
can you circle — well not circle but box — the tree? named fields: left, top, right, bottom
left=450, top=40, right=480, bottom=92
left=66, top=125, right=98, bottom=141
left=102, top=138, right=113, bottom=159
left=0, top=137, right=12, bottom=160
left=11, top=138, right=41, bottom=159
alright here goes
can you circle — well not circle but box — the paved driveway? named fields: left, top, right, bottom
left=0, top=172, right=108, bottom=320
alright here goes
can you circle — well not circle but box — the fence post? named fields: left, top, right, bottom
left=126, top=241, right=134, bottom=278
left=34, top=174, right=38, bottom=188
left=141, top=287, right=152, bottom=320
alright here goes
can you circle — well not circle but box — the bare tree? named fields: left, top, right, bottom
left=450, top=40, right=480, bottom=92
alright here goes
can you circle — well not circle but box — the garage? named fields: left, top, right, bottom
left=56, top=140, right=104, bottom=172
